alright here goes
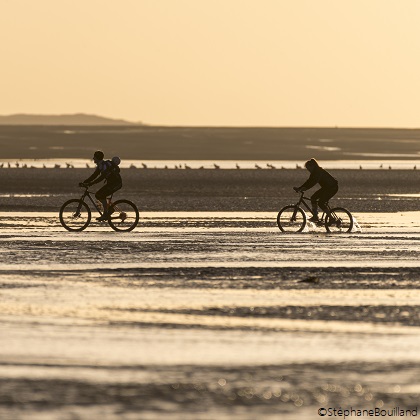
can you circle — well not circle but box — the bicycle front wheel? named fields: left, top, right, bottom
left=325, top=207, right=353, bottom=233
left=277, top=205, right=306, bottom=233
left=59, top=199, right=91, bottom=232
left=108, top=199, right=139, bottom=232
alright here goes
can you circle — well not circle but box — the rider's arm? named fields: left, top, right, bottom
left=298, top=171, right=320, bottom=191
left=83, top=168, right=100, bottom=184
left=90, top=172, right=106, bottom=185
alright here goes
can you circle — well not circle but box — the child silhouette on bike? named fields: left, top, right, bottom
left=294, top=158, right=338, bottom=223
left=80, top=150, right=122, bottom=221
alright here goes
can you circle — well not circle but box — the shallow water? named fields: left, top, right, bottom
left=1, top=211, right=420, bottom=419
left=3, top=158, right=420, bottom=169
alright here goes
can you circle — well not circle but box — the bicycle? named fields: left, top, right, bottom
left=277, top=189, right=353, bottom=233
left=59, top=185, right=139, bottom=232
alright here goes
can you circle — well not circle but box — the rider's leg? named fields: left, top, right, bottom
left=95, top=185, right=116, bottom=220
left=95, top=189, right=108, bottom=214
left=106, top=183, right=122, bottom=215
left=96, top=183, right=122, bottom=217
left=318, top=186, right=339, bottom=216
left=310, top=189, right=322, bottom=220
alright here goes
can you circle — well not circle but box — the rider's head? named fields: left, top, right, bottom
left=305, top=158, right=319, bottom=173
left=93, top=150, right=104, bottom=164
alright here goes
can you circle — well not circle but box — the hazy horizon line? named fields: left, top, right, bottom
left=1, top=113, right=420, bottom=130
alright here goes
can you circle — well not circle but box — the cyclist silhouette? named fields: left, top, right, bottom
left=294, top=158, right=338, bottom=223
left=80, top=150, right=122, bottom=221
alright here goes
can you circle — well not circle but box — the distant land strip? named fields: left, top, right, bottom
left=0, top=113, right=141, bottom=126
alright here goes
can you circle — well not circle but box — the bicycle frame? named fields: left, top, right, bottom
left=293, top=192, right=332, bottom=222
left=277, top=190, right=353, bottom=234
left=77, top=187, right=113, bottom=217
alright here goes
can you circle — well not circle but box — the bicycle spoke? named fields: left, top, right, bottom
left=108, top=200, right=139, bottom=232
left=325, top=208, right=353, bottom=233
left=277, top=206, right=306, bottom=233
left=59, top=200, right=91, bottom=232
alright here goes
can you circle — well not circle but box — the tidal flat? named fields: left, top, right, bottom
left=0, top=203, right=420, bottom=419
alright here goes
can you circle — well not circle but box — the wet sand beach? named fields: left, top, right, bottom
left=1, top=167, right=420, bottom=212
left=1, top=166, right=420, bottom=419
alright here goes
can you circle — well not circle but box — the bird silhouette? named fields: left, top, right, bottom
left=213, top=164, right=220, bottom=169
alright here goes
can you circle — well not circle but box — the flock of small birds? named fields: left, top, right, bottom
left=0, top=162, right=76, bottom=169
left=131, top=163, right=295, bottom=170
left=0, top=162, right=281, bottom=169
left=0, top=162, right=418, bottom=170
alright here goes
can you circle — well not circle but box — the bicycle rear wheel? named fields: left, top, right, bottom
left=59, top=199, right=91, bottom=232
left=107, top=199, right=139, bottom=232
left=325, top=207, right=353, bottom=233
left=277, top=205, right=306, bottom=233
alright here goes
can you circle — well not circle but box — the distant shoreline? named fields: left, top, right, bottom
left=0, top=159, right=419, bottom=170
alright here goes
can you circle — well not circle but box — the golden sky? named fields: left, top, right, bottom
left=1, top=0, right=420, bottom=126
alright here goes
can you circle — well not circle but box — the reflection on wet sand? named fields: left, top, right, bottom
left=1, top=212, right=420, bottom=419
